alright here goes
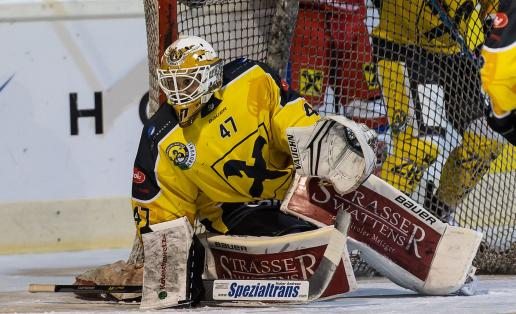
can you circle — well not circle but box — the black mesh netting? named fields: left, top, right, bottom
left=147, top=0, right=516, bottom=275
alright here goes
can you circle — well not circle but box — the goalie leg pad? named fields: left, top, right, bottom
left=281, top=175, right=482, bottom=295
left=141, top=217, right=203, bottom=310
left=422, top=226, right=481, bottom=294
left=201, top=224, right=357, bottom=300
left=353, top=223, right=482, bottom=295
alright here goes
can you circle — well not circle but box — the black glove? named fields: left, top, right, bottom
left=485, top=106, right=516, bottom=146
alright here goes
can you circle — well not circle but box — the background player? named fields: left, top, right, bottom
left=288, top=0, right=385, bottom=126
left=371, top=0, right=504, bottom=221
left=481, top=0, right=516, bottom=145
left=288, top=0, right=388, bottom=174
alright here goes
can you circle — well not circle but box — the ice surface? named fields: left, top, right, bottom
left=1, top=248, right=515, bottom=313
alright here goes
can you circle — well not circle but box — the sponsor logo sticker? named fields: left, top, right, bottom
left=287, top=134, right=302, bottom=170
left=213, top=241, right=248, bottom=252
left=166, top=142, right=196, bottom=170
left=212, top=280, right=309, bottom=301
left=493, top=12, right=509, bottom=29
left=133, top=168, right=146, bottom=184
left=147, top=125, right=156, bottom=138
left=280, top=79, right=289, bottom=91
left=301, top=178, right=443, bottom=281
left=158, top=291, right=167, bottom=300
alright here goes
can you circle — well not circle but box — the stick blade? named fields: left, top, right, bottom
left=29, top=284, right=56, bottom=293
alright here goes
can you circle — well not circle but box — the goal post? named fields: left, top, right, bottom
left=142, top=0, right=516, bottom=274
left=143, top=0, right=300, bottom=118
left=143, top=0, right=178, bottom=117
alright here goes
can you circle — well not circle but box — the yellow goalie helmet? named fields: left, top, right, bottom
left=158, top=35, right=223, bottom=127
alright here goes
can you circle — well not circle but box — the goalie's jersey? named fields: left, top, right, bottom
left=372, top=0, right=486, bottom=54
left=481, top=0, right=516, bottom=114
left=131, top=58, right=320, bottom=235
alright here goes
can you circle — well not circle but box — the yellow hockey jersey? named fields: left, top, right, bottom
left=131, top=59, right=320, bottom=235
left=481, top=0, right=516, bottom=115
left=372, top=0, right=486, bottom=54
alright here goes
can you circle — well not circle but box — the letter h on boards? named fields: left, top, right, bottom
left=69, top=92, right=103, bottom=135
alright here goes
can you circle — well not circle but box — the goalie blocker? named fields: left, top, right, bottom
left=140, top=212, right=356, bottom=309
left=281, top=175, right=482, bottom=295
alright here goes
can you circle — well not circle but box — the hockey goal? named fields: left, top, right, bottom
left=143, top=0, right=516, bottom=274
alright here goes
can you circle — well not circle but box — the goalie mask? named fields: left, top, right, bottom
left=158, top=35, right=223, bottom=127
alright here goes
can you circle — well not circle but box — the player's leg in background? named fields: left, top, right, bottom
left=481, top=0, right=516, bottom=145
left=288, top=2, right=332, bottom=111
left=427, top=53, right=504, bottom=221
left=373, top=38, right=440, bottom=194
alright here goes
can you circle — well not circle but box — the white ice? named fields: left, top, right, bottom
left=1, top=248, right=515, bottom=313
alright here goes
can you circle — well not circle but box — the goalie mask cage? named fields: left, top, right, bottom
left=143, top=0, right=516, bottom=274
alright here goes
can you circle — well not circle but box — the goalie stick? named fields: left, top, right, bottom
left=425, top=0, right=482, bottom=67
left=306, top=207, right=350, bottom=301
left=28, top=284, right=142, bottom=294
left=29, top=210, right=351, bottom=304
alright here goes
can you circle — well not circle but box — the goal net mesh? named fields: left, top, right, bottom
left=143, top=0, right=516, bottom=275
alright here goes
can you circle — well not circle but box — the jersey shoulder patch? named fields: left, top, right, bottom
left=133, top=105, right=177, bottom=202
left=144, top=104, right=179, bottom=148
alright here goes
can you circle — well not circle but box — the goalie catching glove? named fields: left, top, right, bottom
left=286, top=115, right=377, bottom=195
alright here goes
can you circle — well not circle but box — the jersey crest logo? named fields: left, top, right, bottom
left=299, top=68, right=323, bottom=97
left=211, top=124, right=291, bottom=198
left=166, top=142, right=197, bottom=170
left=362, top=63, right=379, bottom=90
left=391, top=109, right=408, bottom=134
left=222, top=136, right=288, bottom=197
